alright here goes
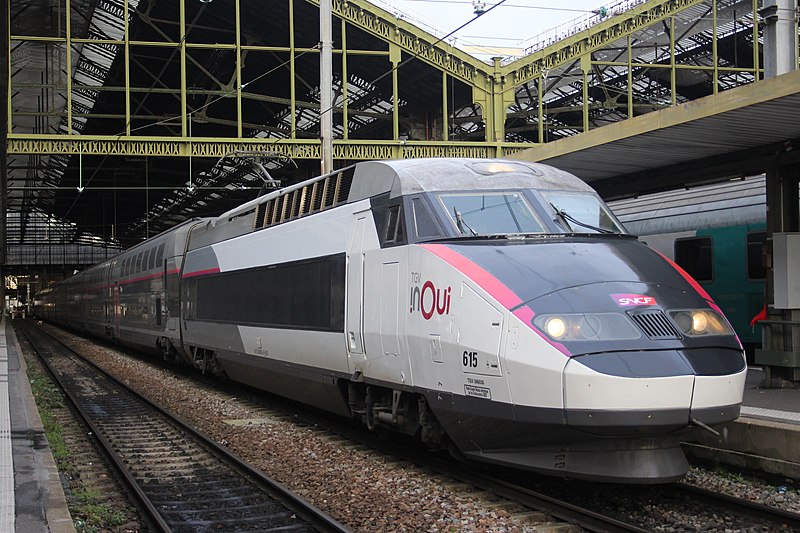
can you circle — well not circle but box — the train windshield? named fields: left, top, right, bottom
left=438, top=192, right=544, bottom=236
left=544, top=191, right=624, bottom=234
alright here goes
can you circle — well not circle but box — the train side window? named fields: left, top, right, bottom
left=674, top=237, right=713, bottom=282
left=747, top=231, right=767, bottom=280
left=412, top=197, right=442, bottom=239
left=155, top=243, right=165, bottom=267
left=136, top=252, right=143, bottom=273
left=143, top=249, right=151, bottom=271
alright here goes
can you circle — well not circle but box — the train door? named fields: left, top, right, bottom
left=105, top=265, right=113, bottom=338
left=346, top=215, right=368, bottom=372
left=362, top=254, right=413, bottom=385
left=113, top=281, right=120, bottom=339
left=379, top=262, right=402, bottom=359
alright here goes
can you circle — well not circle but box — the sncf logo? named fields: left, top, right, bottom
left=410, top=272, right=452, bottom=320
left=611, top=293, right=657, bottom=307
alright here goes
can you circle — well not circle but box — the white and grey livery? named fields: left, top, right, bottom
left=36, top=158, right=747, bottom=483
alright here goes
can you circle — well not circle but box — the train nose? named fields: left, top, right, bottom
left=560, top=348, right=746, bottom=435
left=562, top=353, right=695, bottom=435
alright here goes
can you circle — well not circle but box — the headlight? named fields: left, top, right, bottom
left=534, top=313, right=641, bottom=341
left=544, top=317, right=567, bottom=339
left=668, top=309, right=732, bottom=336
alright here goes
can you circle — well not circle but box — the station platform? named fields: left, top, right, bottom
left=0, top=316, right=74, bottom=533
left=685, top=366, right=800, bottom=479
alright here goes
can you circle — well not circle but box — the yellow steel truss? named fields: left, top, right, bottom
left=7, top=0, right=765, bottom=157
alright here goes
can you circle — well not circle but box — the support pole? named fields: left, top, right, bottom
left=761, top=0, right=798, bottom=78
left=320, top=0, right=333, bottom=175
left=761, top=165, right=800, bottom=383
left=1, top=0, right=7, bottom=272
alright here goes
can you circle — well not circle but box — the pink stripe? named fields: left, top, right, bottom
left=86, top=268, right=182, bottom=290
left=182, top=267, right=221, bottom=279
left=421, top=243, right=572, bottom=357
left=512, top=305, right=571, bottom=357
left=126, top=272, right=165, bottom=284
left=656, top=251, right=740, bottom=349
left=421, top=244, right=522, bottom=309
left=655, top=252, right=722, bottom=311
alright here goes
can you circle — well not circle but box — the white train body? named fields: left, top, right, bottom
left=36, top=159, right=747, bottom=483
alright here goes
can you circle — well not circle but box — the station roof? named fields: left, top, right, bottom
left=512, top=70, right=800, bottom=199
left=5, top=0, right=796, bottom=264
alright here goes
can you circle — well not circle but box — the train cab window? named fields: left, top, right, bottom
left=747, top=232, right=767, bottom=280
left=411, top=197, right=442, bottom=239
left=674, top=237, right=713, bottom=282
left=543, top=191, right=623, bottom=234
left=384, top=204, right=406, bottom=245
left=439, top=192, right=543, bottom=236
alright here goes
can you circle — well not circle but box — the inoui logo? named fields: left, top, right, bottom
left=611, top=293, right=657, bottom=307
left=410, top=272, right=452, bottom=320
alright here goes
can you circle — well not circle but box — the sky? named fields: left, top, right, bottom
left=386, top=0, right=610, bottom=59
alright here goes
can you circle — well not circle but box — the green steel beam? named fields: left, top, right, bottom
left=124, top=0, right=131, bottom=135
left=342, top=18, right=349, bottom=140
left=308, top=0, right=490, bottom=88
left=503, top=0, right=708, bottom=87
left=65, top=0, right=72, bottom=134
left=180, top=0, right=187, bottom=137
left=290, top=0, right=297, bottom=139
left=6, top=135, right=529, bottom=160
left=6, top=0, right=767, bottom=157
left=511, top=69, right=800, bottom=164
left=235, top=0, right=242, bottom=138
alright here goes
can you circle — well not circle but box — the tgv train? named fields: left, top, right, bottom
left=36, top=158, right=747, bottom=483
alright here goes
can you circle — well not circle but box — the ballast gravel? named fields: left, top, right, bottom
left=42, top=326, right=570, bottom=532
left=40, top=324, right=800, bottom=532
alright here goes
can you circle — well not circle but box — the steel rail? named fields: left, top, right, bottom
left=29, top=322, right=800, bottom=532
left=19, top=321, right=351, bottom=533
left=674, top=482, right=800, bottom=529
left=253, top=397, right=652, bottom=533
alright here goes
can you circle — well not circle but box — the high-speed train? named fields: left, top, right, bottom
left=36, top=158, right=747, bottom=483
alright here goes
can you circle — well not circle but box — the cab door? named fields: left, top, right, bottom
left=346, top=214, right=368, bottom=371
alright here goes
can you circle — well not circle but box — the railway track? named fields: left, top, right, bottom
left=284, top=391, right=800, bottom=532
left=18, top=321, right=350, bottom=533
left=25, top=321, right=800, bottom=532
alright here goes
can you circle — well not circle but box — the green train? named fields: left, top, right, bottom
left=610, top=176, right=767, bottom=359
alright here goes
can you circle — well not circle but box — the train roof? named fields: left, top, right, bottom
left=346, top=158, right=594, bottom=200
left=218, top=158, right=594, bottom=223
left=609, top=175, right=767, bottom=235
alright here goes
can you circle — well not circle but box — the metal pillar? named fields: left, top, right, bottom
left=759, top=166, right=800, bottom=384
left=761, top=0, right=799, bottom=78
left=1, top=0, right=7, bottom=268
left=320, top=0, right=333, bottom=175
